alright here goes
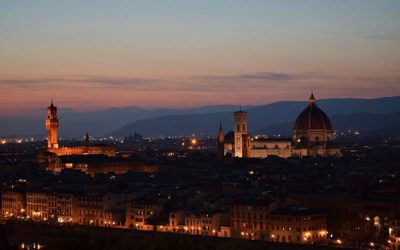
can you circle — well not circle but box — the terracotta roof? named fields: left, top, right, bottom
left=293, top=93, right=332, bottom=131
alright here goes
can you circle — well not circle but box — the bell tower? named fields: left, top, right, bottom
left=46, top=100, right=59, bottom=149
left=234, top=109, right=248, bottom=158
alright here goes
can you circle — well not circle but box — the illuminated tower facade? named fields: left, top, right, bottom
left=234, top=110, right=248, bottom=157
left=218, top=124, right=225, bottom=159
left=46, top=100, right=59, bottom=149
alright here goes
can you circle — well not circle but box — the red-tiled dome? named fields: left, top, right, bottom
left=293, top=93, right=333, bottom=131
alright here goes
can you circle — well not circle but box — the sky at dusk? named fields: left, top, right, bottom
left=1, top=0, right=399, bottom=115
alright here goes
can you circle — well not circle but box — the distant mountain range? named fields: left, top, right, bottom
left=0, top=105, right=250, bottom=138
left=259, top=112, right=400, bottom=135
left=110, top=96, right=400, bottom=137
left=1, top=96, right=399, bottom=138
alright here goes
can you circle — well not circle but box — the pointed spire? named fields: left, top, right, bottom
left=85, top=132, right=90, bottom=145
left=218, top=123, right=224, bottom=142
left=309, top=91, right=316, bottom=106
left=218, top=122, right=225, bottom=158
left=239, top=101, right=242, bottom=112
left=218, top=123, right=223, bottom=135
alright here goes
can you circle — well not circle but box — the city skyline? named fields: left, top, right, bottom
left=1, top=0, right=400, bottom=114
left=1, top=2, right=400, bottom=249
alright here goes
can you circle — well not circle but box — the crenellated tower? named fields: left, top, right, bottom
left=45, top=100, right=59, bottom=149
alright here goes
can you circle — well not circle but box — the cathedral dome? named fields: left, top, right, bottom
left=293, top=93, right=332, bottom=132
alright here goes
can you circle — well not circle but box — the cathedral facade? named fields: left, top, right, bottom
left=218, top=93, right=341, bottom=159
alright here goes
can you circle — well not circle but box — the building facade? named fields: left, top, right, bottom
left=219, top=93, right=341, bottom=159
left=125, top=200, right=165, bottom=230
left=269, top=207, right=327, bottom=244
left=389, top=218, right=400, bottom=250
left=230, top=198, right=278, bottom=240
left=73, top=193, right=124, bottom=227
left=184, top=211, right=229, bottom=236
left=1, top=190, right=24, bottom=217
left=48, top=193, right=74, bottom=223
left=26, top=192, right=49, bottom=220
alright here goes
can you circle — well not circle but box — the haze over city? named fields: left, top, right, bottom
left=1, top=0, right=400, bottom=115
